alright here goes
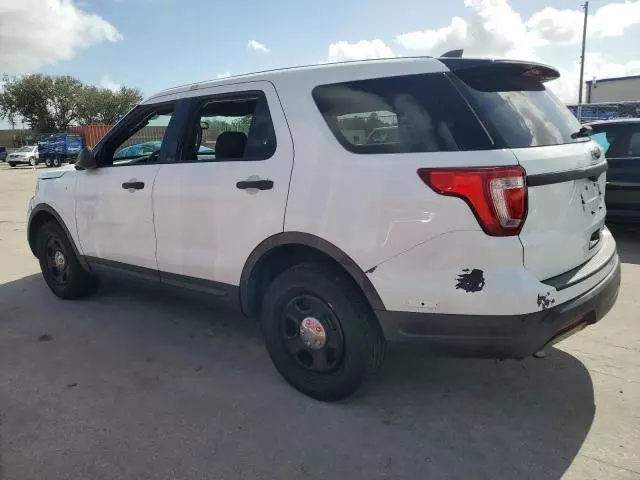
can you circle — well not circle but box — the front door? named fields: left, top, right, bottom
left=75, top=101, right=180, bottom=271
left=152, top=81, right=294, bottom=287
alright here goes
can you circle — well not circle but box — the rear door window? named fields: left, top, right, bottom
left=312, top=73, right=493, bottom=154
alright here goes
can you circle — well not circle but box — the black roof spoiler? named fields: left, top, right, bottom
left=439, top=58, right=560, bottom=83
left=441, top=49, right=464, bottom=58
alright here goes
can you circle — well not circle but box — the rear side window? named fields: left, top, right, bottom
left=181, top=92, right=276, bottom=162
left=450, top=68, right=585, bottom=148
left=312, top=73, right=493, bottom=154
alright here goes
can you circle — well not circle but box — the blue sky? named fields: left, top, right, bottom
left=40, top=0, right=623, bottom=95
left=2, top=0, right=640, bottom=125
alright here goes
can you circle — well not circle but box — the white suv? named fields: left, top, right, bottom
left=27, top=57, right=621, bottom=401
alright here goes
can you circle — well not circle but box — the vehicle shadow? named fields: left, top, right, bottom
left=609, top=223, right=640, bottom=265
left=0, top=273, right=595, bottom=480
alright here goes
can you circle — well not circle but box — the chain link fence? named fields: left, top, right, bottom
left=568, top=102, right=640, bottom=123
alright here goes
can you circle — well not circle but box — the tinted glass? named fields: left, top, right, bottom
left=100, top=104, right=176, bottom=167
left=312, top=73, right=493, bottom=154
left=451, top=73, right=585, bottom=148
left=182, top=93, right=276, bottom=162
left=591, top=125, right=629, bottom=158
left=628, top=130, right=640, bottom=157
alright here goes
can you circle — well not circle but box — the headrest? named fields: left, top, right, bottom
left=216, top=131, right=247, bottom=159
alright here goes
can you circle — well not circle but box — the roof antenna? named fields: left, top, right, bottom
left=441, top=49, right=463, bottom=58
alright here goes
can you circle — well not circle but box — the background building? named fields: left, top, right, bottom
left=586, top=75, right=640, bottom=103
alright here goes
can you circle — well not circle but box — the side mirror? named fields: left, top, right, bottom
left=75, top=147, right=97, bottom=171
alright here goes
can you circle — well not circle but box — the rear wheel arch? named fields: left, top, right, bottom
left=28, top=204, right=90, bottom=271
left=239, top=232, right=386, bottom=319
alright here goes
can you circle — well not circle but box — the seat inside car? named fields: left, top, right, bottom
left=215, top=131, right=247, bottom=159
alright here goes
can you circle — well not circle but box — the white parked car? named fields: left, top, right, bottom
left=7, top=145, right=39, bottom=167
left=27, top=58, right=621, bottom=401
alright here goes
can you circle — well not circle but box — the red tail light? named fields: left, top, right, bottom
left=417, top=166, right=527, bottom=236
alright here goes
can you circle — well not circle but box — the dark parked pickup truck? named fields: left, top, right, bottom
left=588, top=118, right=640, bottom=223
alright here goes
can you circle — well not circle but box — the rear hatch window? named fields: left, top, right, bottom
left=446, top=59, right=607, bottom=280
left=446, top=61, right=587, bottom=149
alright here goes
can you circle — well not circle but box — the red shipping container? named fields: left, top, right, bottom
left=67, top=125, right=113, bottom=148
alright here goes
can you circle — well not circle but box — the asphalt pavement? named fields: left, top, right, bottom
left=1, top=164, right=639, bottom=480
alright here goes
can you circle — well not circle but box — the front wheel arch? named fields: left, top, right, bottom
left=28, top=205, right=90, bottom=272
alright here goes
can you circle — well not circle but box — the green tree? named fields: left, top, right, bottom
left=0, top=74, right=55, bottom=132
left=77, top=86, right=142, bottom=124
left=48, top=75, right=84, bottom=130
left=1, top=73, right=143, bottom=133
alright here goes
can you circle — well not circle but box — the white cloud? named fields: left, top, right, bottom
left=0, top=0, right=122, bottom=73
left=327, top=40, right=395, bottom=63
left=216, top=72, right=231, bottom=79
left=99, top=75, right=120, bottom=92
left=526, top=8, right=584, bottom=45
left=529, top=1, right=640, bottom=45
left=593, top=1, right=640, bottom=37
left=396, top=0, right=539, bottom=60
left=386, top=0, right=640, bottom=102
left=396, top=17, right=467, bottom=55
left=394, top=0, right=640, bottom=61
left=247, top=40, right=269, bottom=53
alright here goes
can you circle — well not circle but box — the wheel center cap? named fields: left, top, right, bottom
left=300, top=317, right=327, bottom=350
left=54, top=251, right=66, bottom=268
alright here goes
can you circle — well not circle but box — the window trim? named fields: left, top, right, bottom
left=93, top=99, right=187, bottom=168
left=176, top=90, right=277, bottom=164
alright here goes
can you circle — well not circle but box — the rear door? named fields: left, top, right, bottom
left=447, top=60, right=607, bottom=280
left=592, top=123, right=640, bottom=218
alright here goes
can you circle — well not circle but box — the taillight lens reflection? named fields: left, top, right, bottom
left=417, top=166, right=527, bottom=236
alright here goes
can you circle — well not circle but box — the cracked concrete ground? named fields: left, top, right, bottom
left=1, top=164, right=639, bottom=480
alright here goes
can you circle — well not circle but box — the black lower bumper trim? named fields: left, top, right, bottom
left=375, top=253, right=621, bottom=359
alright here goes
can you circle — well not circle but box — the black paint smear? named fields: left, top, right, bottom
left=537, top=292, right=556, bottom=310
left=455, top=269, right=485, bottom=293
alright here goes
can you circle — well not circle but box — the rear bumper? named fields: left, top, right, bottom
left=375, top=252, right=621, bottom=358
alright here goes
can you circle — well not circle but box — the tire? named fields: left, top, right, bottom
left=29, top=156, right=37, bottom=166
left=52, top=157, right=62, bottom=167
left=45, top=157, right=52, bottom=168
left=8, top=162, right=16, bottom=167
left=261, top=263, right=386, bottom=401
left=36, top=221, right=99, bottom=299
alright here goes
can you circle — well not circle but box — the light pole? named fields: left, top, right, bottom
left=578, top=1, right=589, bottom=105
